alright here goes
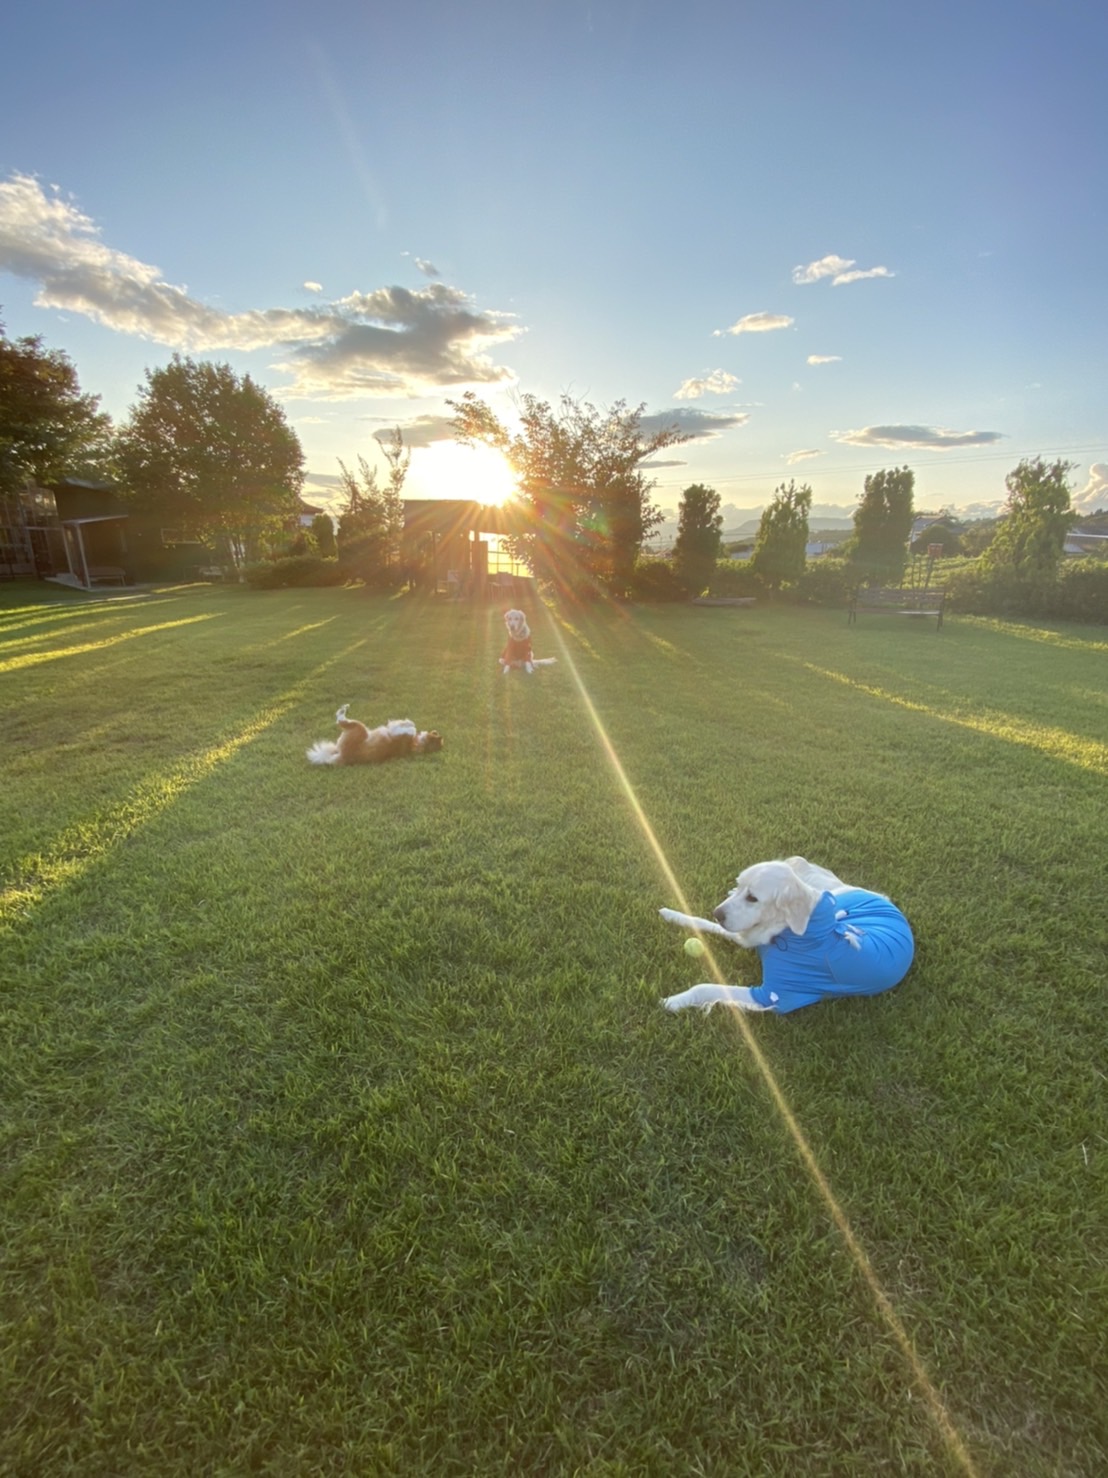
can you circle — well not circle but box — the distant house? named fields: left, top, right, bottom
left=297, top=499, right=327, bottom=530
left=1064, top=529, right=1108, bottom=557
left=909, top=513, right=951, bottom=546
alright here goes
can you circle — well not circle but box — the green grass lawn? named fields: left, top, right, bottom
left=2, top=581, right=1106, bottom=1476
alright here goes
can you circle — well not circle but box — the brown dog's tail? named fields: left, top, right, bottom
left=306, top=740, right=341, bottom=765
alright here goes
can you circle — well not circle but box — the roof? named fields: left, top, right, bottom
left=910, top=514, right=949, bottom=538
left=401, top=498, right=526, bottom=540
left=1064, top=531, right=1108, bottom=553
left=45, top=477, right=116, bottom=492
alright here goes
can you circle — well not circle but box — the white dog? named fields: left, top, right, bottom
left=498, top=608, right=556, bottom=675
left=660, top=856, right=914, bottom=1014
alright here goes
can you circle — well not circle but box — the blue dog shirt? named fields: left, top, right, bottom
left=748, top=888, right=914, bottom=1014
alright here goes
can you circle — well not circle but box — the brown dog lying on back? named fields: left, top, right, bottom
left=306, top=705, right=443, bottom=766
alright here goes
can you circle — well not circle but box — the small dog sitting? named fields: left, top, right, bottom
left=499, top=608, right=556, bottom=675
left=659, top=856, right=914, bottom=1014
left=306, top=705, right=443, bottom=766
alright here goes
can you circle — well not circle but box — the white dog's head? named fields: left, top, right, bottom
left=504, top=608, right=530, bottom=640
left=712, top=859, right=825, bottom=946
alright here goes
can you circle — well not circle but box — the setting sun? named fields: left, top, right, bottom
left=413, top=441, right=518, bottom=507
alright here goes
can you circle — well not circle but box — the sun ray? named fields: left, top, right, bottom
left=0, top=637, right=371, bottom=926
left=0, top=593, right=189, bottom=638
left=797, top=660, right=1108, bottom=776
left=0, top=614, right=219, bottom=675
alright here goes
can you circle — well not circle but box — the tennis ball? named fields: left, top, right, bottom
left=684, top=936, right=707, bottom=958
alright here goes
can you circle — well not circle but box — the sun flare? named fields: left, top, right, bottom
left=415, top=441, right=518, bottom=506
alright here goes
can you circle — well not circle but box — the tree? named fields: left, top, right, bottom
left=113, top=355, right=304, bottom=567
left=448, top=391, right=688, bottom=597
left=910, top=519, right=962, bottom=557
left=377, top=425, right=411, bottom=503
left=335, top=435, right=407, bottom=587
left=311, top=512, right=337, bottom=558
left=672, top=483, right=723, bottom=595
left=960, top=518, right=999, bottom=557
left=0, top=317, right=111, bottom=493
left=847, top=466, right=915, bottom=583
left=979, top=456, right=1074, bottom=587
left=750, top=479, right=812, bottom=591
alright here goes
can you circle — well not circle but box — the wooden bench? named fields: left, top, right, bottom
left=87, top=565, right=128, bottom=587
left=849, top=585, right=946, bottom=630
left=691, top=596, right=757, bottom=607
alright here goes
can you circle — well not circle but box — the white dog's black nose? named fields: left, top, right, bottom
left=712, top=905, right=728, bottom=923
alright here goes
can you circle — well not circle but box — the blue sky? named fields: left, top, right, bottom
left=2, top=0, right=1105, bottom=524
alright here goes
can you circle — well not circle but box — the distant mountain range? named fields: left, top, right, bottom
left=721, top=514, right=855, bottom=539
left=650, top=503, right=856, bottom=546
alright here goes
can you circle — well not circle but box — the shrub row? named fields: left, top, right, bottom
left=243, top=556, right=347, bottom=589
left=943, top=558, right=1108, bottom=623
left=241, top=549, right=1107, bottom=622
left=630, top=553, right=1108, bottom=623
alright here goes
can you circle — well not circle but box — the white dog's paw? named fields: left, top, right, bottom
left=662, top=983, right=722, bottom=1013
left=662, top=983, right=770, bottom=1014
left=659, top=907, right=716, bottom=933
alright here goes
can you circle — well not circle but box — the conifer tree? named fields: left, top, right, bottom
left=751, top=480, right=812, bottom=590
left=673, top=483, right=723, bottom=596
left=847, top=466, right=914, bottom=584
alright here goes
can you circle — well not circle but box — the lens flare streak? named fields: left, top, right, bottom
left=545, top=609, right=979, bottom=1477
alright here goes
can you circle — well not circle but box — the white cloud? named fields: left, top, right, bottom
left=714, top=312, right=794, bottom=336
left=792, top=255, right=854, bottom=285
left=413, top=257, right=440, bottom=278
left=1074, top=462, right=1108, bottom=515
left=365, top=413, right=454, bottom=449
left=0, top=172, right=521, bottom=400
left=0, top=174, right=322, bottom=349
left=673, top=369, right=740, bottom=400
left=639, top=406, right=751, bottom=442
left=832, top=424, right=1005, bottom=450
left=806, top=354, right=841, bottom=366
left=832, top=266, right=893, bottom=286
left=275, top=284, right=521, bottom=400
left=786, top=448, right=823, bottom=464
left=793, top=254, right=893, bottom=286
left=303, top=280, right=323, bottom=294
